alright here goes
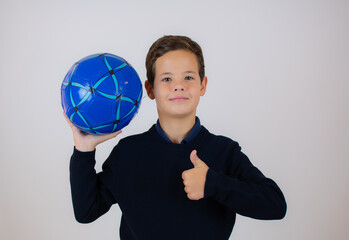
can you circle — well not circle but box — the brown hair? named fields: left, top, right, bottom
left=145, top=35, right=205, bottom=88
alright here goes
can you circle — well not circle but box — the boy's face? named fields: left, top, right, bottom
left=145, top=50, right=207, bottom=120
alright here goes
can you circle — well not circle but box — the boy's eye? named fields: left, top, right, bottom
left=185, top=76, right=194, bottom=80
left=162, top=77, right=171, bottom=82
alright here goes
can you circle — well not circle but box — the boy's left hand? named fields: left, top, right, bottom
left=182, top=150, right=209, bottom=200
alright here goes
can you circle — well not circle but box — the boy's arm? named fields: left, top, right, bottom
left=64, top=112, right=121, bottom=223
left=70, top=146, right=118, bottom=223
left=204, top=144, right=287, bottom=220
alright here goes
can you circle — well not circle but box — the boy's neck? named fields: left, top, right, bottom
left=158, top=114, right=196, bottom=144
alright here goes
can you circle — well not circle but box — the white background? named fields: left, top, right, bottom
left=1, top=0, right=348, bottom=239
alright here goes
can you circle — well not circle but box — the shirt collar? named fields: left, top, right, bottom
left=155, top=117, right=201, bottom=144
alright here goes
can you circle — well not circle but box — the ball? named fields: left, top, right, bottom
left=61, top=53, right=142, bottom=134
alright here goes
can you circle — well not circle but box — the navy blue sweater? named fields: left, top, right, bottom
left=70, top=125, right=286, bottom=239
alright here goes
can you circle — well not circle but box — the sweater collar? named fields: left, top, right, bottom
left=155, top=117, right=201, bottom=144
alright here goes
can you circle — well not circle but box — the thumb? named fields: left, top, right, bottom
left=190, top=150, right=203, bottom=168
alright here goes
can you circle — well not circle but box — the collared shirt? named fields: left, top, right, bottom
left=155, top=117, right=201, bottom=144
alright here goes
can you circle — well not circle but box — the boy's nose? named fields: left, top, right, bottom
left=173, top=80, right=185, bottom=92
left=174, top=87, right=184, bottom=91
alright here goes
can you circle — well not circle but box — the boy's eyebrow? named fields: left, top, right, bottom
left=159, top=71, right=198, bottom=76
left=160, top=72, right=174, bottom=76
left=183, top=71, right=197, bottom=74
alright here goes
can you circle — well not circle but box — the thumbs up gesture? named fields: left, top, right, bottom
left=182, top=150, right=209, bottom=200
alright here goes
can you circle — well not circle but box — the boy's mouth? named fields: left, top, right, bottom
left=169, top=97, right=189, bottom=102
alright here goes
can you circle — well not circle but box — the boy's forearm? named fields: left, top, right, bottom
left=204, top=168, right=287, bottom=220
left=69, top=147, right=114, bottom=223
left=204, top=143, right=287, bottom=220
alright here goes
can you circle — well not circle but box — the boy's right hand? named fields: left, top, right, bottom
left=63, top=112, right=122, bottom=152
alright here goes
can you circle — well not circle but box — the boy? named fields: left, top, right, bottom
left=65, top=35, right=286, bottom=239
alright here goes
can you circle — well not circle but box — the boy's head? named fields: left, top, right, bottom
left=145, top=35, right=205, bottom=88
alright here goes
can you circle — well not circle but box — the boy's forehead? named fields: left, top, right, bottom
left=154, top=50, right=199, bottom=74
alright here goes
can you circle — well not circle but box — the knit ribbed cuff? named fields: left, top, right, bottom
left=73, top=146, right=96, bottom=159
left=204, top=168, right=218, bottom=198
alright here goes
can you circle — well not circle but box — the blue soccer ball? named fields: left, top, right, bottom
left=61, top=53, right=142, bottom=134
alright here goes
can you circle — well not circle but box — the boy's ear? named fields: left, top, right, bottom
left=145, top=80, right=155, bottom=100
left=200, top=76, right=208, bottom=96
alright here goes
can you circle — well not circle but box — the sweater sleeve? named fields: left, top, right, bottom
left=69, top=146, right=118, bottom=223
left=204, top=143, right=287, bottom=220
